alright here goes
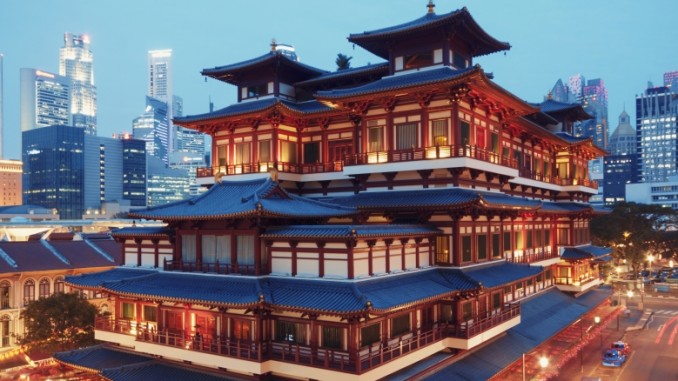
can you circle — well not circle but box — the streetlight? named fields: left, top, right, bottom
left=523, top=352, right=550, bottom=381
left=647, top=254, right=655, bottom=274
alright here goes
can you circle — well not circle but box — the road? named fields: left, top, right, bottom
left=552, top=295, right=678, bottom=381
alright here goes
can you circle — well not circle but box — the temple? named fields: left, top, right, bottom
left=61, top=3, right=612, bottom=380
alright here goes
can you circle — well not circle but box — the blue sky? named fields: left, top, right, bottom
left=1, top=0, right=677, bottom=160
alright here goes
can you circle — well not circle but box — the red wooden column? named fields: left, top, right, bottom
left=317, top=242, right=325, bottom=278
left=184, top=304, right=192, bottom=339
left=348, top=318, right=359, bottom=373
left=196, top=232, right=202, bottom=269
left=400, top=238, right=408, bottom=271
left=152, top=239, right=160, bottom=268
left=415, top=238, right=422, bottom=268
left=367, top=240, right=376, bottom=276
left=265, top=241, right=273, bottom=275
left=451, top=216, right=461, bottom=266
left=290, top=241, right=298, bottom=277
left=230, top=235, right=238, bottom=273
left=254, top=232, right=261, bottom=275
left=135, top=238, right=142, bottom=267
left=384, top=239, right=393, bottom=273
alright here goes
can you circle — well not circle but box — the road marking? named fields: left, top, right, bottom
left=655, top=315, right=678, bottom=344
left=669, top=325, right=677, bottom=346
left=658, top=324, right=664, bottom=332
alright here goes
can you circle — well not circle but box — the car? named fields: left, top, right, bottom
left=610, top=341, right=631, bottom=356
left=602, top=349, right=627, bottom=367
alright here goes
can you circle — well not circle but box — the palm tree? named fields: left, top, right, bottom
left=335, top=53, right=352, bottom=70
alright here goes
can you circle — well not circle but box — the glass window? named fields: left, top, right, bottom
left=322, top=326, right=343, bottom=349
left=436, top=235, right=450, bottom=264
left=54, top=278, right=65, bottom=294
left=368, top=126, right=384, bottom=152
left=235, top=142, right=251, bottom=165
left=461, top=302, right=473, bottom=321
left=391, top=314, right=410, bottom=336
left=492, top=293, right=501, bottom=310
left=280, top=141, right=297, bottom=164
left=461, top=235, right=472, bottom=262
left=275, top=320, right=307, bottom=344
left=452, top=52, right=466, bottom=68
left=490, top=133, right=499, bottom=154
left=492, top=233, right=501, bottom=257
left=514, top=231, right=523, bottom=249
left=460, top=121, right=470, bottom=146
left=233, top=319, right=251, bottom=341
left=217, top=144, right=228, bottom=166
left=202, top=235, right=230, bottom=264
left=440, top=304, right=454, bottom=323
left=122, top=302, right=135, bottom=319
left=181, top=234, right=197, bottom=262
left=0, top=282, right=10, bottom=309
left=361, top=323, right=381, bottom=347
left=431, top=119, right=448, bottom=146
left=477, top=234, right=487, bottom=260
left=237, top=235, right=255, bottom=266
left=38, top=279, right=50, bottom=299
left=23, top=280, right=35, bottom=306
left=545, top=230, right=551, bottom=246
left=303, top=142, right=320, bottom=163
left=259, top=140, right=271, bottom=162
left=404, top=51, right=433, bottom=70
left=503, top=231, right=511, bottom=252
left=526, top=229, right=533, bottom=249
left=396, top=123, right=418, bottom=150
left=247, top=83, right=268, bottom=98
left=143, top=305, right=157, bottom=322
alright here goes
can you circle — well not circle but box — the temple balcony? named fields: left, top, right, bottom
left=505, top=249, right=561, bottom=267
left=554, top=273, right=603, bottom=294
left=196, top=161, right=350, bottom=186
left=92, top=303, right=519, bottom=378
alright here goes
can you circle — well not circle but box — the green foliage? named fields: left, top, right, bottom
left=19, top=292, right=98, bottom=352
left=335, top=53, right=352, bottom=70
left=590, top=202, right=677, bottom=277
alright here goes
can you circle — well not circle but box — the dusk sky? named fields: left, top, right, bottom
left=1, top=0, right=677, bottom=160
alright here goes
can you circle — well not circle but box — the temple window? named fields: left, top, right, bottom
left=452, top=51, right=468, bottom=69
left=431, top=119, right=449, bottom=146
left=391, top=313, right=411, bottom=336
left=23, top=280, right=35, bottom=306
left=461, top=301, right=473, bottom=321
left=303, top=142, right=320, bottom=163
left=514, top=229, right=524, bottom=250
left=460, top=120, right=470, bottom=146
left=491, top=292, right=502, bottom=314
left=557, top=227, right=569, bottom=246
left=322, top=326, right=343, bottom=349
left=504, top=286, right=513, bottom=302
left=233, top=319, right=251, bottom=341
left=360, top=323, right=381, bottom=347
left=236, top=235, right=255, bottom=267
left=234, top=142, right=251, bottom=165
left=440, top=304, right=454, bottom=323
left=181, top=235, right=197, bottom=262
left=461, top=235, right=472, bottom=262
left=245, top=83, right=269, bottom=99
left=259, top=140, right=271, bottom=162
left=280, top=140, right=297, bottom=164
left=477, top=233, right=487, bottom=261
left=367, top=121, right=385, bottom=152
left=121, top=302, right=135, bottom=320
left=394, top=50, right=434, bottom=71
left=38, top=278, right=50, bottom=299
left=395, top=122, right=418, bottom=150
left=491, top=228, right=501, bottom=258
left=143, top=305, right=157, bottom=322
left=503, top=230, right=512, bottom=256
left=201, top=235, right=230, bottom=264
left=435, top=235, right=450, bottom=263
left=490, top=131, right=499, bottom=157
left=526, top=227, right=533, bottom=249
left=275, top=320, right=307, bottom=344
left=1, top=316, right=10, bottom=347
left=216, top=144, right=228, bottom=166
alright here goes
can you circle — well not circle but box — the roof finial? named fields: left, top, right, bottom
left=427, top=0, right=435, bottom=13
left=547, top=91, right=553, bottom=100
left=270, top=38, right=277, bottom=52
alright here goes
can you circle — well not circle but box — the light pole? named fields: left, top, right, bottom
left=647, top=254, right=654, bottom=274
left=523, top=352, right=549, bottom=381
left=594, top=316, right=602, bottom=347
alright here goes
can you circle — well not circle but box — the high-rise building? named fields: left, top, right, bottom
left=19, top=68, right=70, bottom=132
left=146, top=155, right=190, bottom=207
left=23, top=125, right=147, bottom=219
left=60, top=33, right=97, bottom=135
left=119, top=134, right=147, bottom=208
left=132, top=96, right=169, bottom=163
left=635, top=83, right=678, bottom=182
left=148, top=49, right=174, bottom=152
left=663, top=70, right=678, bottom=88
left=603, top=110, right=639, bottom=206
left=0, top=159, right=22, bottom=206
left=608, top=110, right=636, bottom=156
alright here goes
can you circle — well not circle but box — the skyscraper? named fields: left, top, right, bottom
left=608, top=109, right=636, bottom=155
left=635, top=83, right=678, bottom=182
left=603, top=110, right=639, bottom=206
left=132, top=96, right=169, bottom=163
left=19, top=68, right=71, bottom=132
left=60, top=33, right=97, bottom=135
left=148, top=49, right=173, bottom=151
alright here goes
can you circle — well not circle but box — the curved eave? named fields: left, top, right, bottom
left=128, top=210, right=259, bottom=222
left=104, top=289, right=260, bottom=310
left=370, top=289, right=467, bottom=315
left=201, top=53, right=327, bottom=85
left=348, top=8, right=510, bottom=59
left=468, top=71, right=539, bottom=117
left=270, top=303, right=368, bottom=318
left=260, top=231, right=440, bottom=240
left=110, top=233, right=170, bottom=239
left=63, top=281, right=104, bottom=292
left=52, top=358, right=100, bottom=375
left=354, top=199, right=478, bottom=212
left=295, top=63, right=390, bottom=88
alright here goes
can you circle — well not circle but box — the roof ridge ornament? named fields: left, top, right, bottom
left=427, top=0, right=435, bottom=14
left=270, top=38, right=277, bottom=52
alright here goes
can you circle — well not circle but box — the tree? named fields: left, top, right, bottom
left=335, top=53, right=352, bottom=70
left=590, top=202, right=677, bottom=277
left=19, top=292, right=98, bottom=352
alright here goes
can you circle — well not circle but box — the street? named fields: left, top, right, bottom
left=553, top=295, right=678, bottom=381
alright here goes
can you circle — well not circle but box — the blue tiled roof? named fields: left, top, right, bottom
left=561, top=245, right=612, bottom=260
left=530, top=99, right=587, bottom=115
left=65, top=268, right=157, bottom=289
left=261, top=224, right=441, bottom=239
left=111, top=226, right=172, bottom=237
left=54, top=344, right=153, bottom=372
left=0, top=204, right=53, bottom=215
left=539, top=201, right=592, bottom=213
left=478, top=192, right=542, bottom=210
left=321, top=187, right=479, bottom=210
left=295, top=62, right=390, bottom=87
left=129, top=178, right=356, bottom=221
left=201, top=52, right=327, bottom=79
left=316, top=66, right=478, bottom=99
left=463, top=262, right=544, bottom=289
left=55, top=345, right=240, bottom=381
left=71, top=267, right=480, bottom=315
left=348, top=8, right=510, bottom=59
left=424, top=287, right=613, bottom=381
left=175, top=97, right=335, bottom=124
left=555, top=132, right=592, bottom=143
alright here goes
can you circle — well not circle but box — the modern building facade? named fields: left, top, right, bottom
left=120, top=135, right=147, bottom=208
left=0, top=53, right=4, bottom=158
left=0, top=159, right=22, bottom=206
left=133, top=96, right=169, bottom=163
left=602, top=110, right=638, bottom=206
left=146, top=155, right=190, bottom=207
left=60, top=33, right=97, bottom=135
left=61, top=5, right=611, bottom=381
left=19, top=68, right=71, bottom=133
left=149, top=49, right=174, bottom=152
left=635, top=84, right=678, bottom=183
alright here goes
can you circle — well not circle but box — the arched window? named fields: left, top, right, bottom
left=39, top=278, right=50, bottom=299
left=0, top=281, right=10, bottom=309
left=23, top=280, right=35, bottom=306
left=54, top=277, right=65, bottom=294
left=0, top=314, right=10, bottom=347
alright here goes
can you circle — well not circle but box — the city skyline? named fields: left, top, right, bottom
left=1, top=1, right=677, bottom=160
